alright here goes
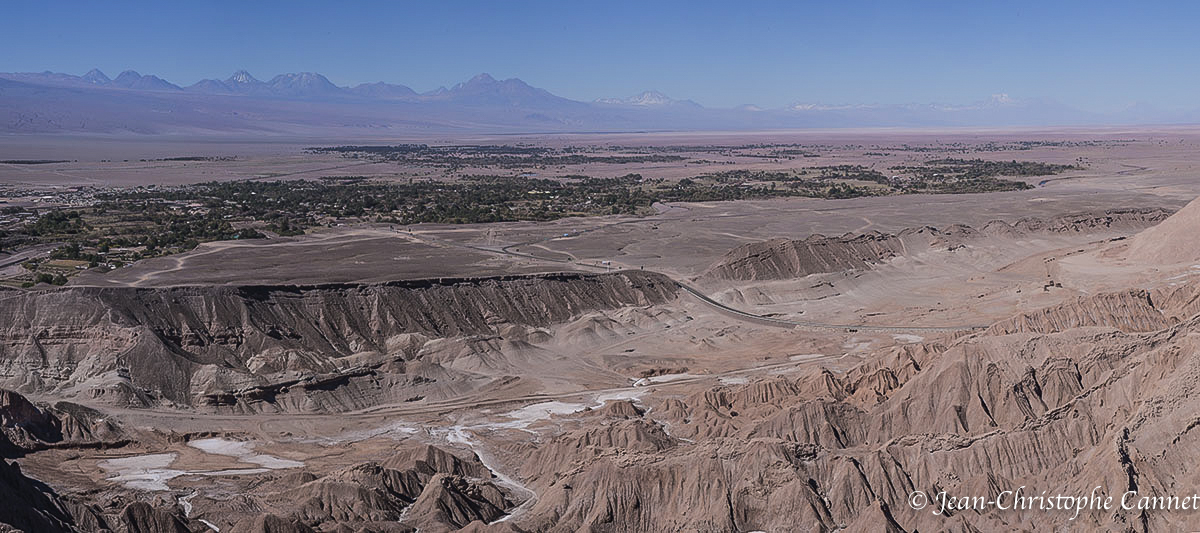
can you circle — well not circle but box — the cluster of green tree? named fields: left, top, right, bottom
left=49, top=242, right=103, bottom=265
left=7, top=200, right=265, bottom=266
left=770, top=149, right=822, bottom=156
left=886, top=158, right=1075, bottom=193
left=165, top=173, right=883, bottom=226
left=695, top=166, right=887, bottom=185
left=702, top=168, right=886, bottom=189
left=308, top=144, right=684, bottom=168
left=24, top=210, right=89, bottom=236
left=25, top=273, right=68, bottom=287
left=6, top=158, right=1074, bottom=273
left=671, top=173, right=878, bottom=201
left=878, top=141, right=1127, bottom=154
left=158, top=156, right=230, bottom=161
left=95, top=209, right=264, bottom=253
left=805, top=165, right=893, bottom=184
left=697, top=163, right=1052, bottom=197
left=310, top=144, right=546, bottom=156
left=267, top=216, right=307, bottom=236
left=909, top=158, right=1078, bottom=178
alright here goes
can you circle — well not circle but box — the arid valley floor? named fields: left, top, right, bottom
left=4, top=128, right=1200, bottom=532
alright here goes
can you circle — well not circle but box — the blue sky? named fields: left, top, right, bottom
left=4, top=1, right=1198, bottom=111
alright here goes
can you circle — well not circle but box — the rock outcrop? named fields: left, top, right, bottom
left=985, top=283, right=1200, bottom=335
left=233, top=444, right=511, bottom=533
left=0, top=455, right=198, bottom=533
left=0, top=272, right=676, bottom=409
left=493, top=279, right=1200, bottom=531
left=1125, top=195, right=1200, bottom=265
left=705, top=208, right=1168, bottom=281
left=703, top=231, right=913, bottom=281
left=0, top=458, right=83, bottom=532
left=986, top=288, right=1174, bottom=335
left=0, top=389, right=126, bottom=457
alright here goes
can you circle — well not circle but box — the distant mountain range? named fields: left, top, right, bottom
left=0, top=68, right=1193, bottom=136
left=595, top=90, right=701, bottom=108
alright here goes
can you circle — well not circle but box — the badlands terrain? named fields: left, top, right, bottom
left=3, top=129, right=1200, bottom=531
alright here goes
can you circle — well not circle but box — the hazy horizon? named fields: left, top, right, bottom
left=7, top=1, right=1200, bottom=112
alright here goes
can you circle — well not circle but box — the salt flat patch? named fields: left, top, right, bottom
left=633, top=373, right=699, bottom=386
left=98, top=453, right=185, bottom=491
left=842, top=340, right=872, bottom=352
left=492, top=389, right=648, bottom=430
left=179, top=490, right=197, bottom=516
left=595, top=389, right=645, bottom=403
left=505, top=401, right=585, bottom=418
left=99, top=441, right=301, bottom=492
left=789, top=353, right=825, bottom=362
left=441, top=426, right=477, bottom=446
left=892, top=334, right=924, bottom=344
left=188, top=438, right=304, bottom=469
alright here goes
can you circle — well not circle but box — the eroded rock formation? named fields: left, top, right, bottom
left=0, top=272, right=676, bottom=410
left=705, top=208, right=1168, bottom=281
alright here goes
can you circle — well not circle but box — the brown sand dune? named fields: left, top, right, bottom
left=1125, top=195, right=1200, bottom=266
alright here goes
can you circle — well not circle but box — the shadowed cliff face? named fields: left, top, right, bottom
left=0, top=271, right=677, bottom=409
left=0, top=458, right=93, bottom=533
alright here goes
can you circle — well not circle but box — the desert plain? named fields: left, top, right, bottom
left=4, top=127, right=1200, bottom=531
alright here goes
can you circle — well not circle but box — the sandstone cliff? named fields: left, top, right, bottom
left=705, top=208, right=1168, bottom=281
left=0, top=272, right=677, bottom=410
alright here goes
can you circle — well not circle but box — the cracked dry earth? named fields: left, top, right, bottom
left=4, top=196, right=1200, bottom=532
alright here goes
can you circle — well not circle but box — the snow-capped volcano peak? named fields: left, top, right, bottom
left=81, top=68, right=110, bottom=85
left=988, top=93, right=1016, bottom=105
left=596, top=90, right=699, bottom=107
left=227, top=70, right=260, bottom=84
left=621, top=91, right=669, bottom=106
